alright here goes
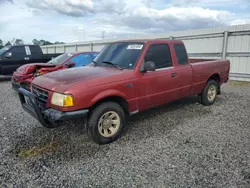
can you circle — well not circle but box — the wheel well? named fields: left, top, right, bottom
left=208, top=74, right=220, bottom=83
left=208, top=73, right=221, bottom=94
left=90, top=96, right=129, bottom=114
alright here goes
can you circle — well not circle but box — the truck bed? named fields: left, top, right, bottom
left=190, top=59, right=230, bottom=94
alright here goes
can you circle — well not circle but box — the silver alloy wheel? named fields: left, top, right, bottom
left=98, top=111, right=121, bottom=138
left=207, top=85, right=217, bottom=101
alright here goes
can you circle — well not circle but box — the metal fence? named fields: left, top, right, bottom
left=41, top=24, right=250, bottom=81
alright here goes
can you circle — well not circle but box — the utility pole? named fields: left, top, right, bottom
left=83, top=28, right=86, bottom=41
left=80, top=25, right=86, bottom=41
left=102, top=31, right=106, bottom=39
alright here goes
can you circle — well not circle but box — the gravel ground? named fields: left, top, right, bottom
left=0, top=81, right=250, bottom=188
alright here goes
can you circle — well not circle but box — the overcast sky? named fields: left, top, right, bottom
left=0, top=0, right=250, bottom=44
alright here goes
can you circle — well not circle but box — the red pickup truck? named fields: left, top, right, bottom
left=17, top=39, right=230, bottom=145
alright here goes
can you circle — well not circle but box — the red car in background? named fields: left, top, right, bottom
left=11, top=51, right=98, bottom=91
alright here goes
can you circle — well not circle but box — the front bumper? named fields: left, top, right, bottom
left=18, top=87, right=89, bottom=128
left=11, top=77, right=20, bottom=91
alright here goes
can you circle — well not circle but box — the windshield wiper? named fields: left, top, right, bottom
left=102, top=61, right=123, bottom=70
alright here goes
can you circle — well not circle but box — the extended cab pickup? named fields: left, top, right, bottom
left=17, top=39, right=230, bottom=145
left=0, top=45, right=62, bottom=75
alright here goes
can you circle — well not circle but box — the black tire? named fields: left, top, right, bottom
left=87, top=102, right=126, bottom=145
left=197, top=94, right=202, bottom=103
left=200, top=80, right=219, bottom=106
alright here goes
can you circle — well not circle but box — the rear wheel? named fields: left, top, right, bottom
left=87, top=102, right=126, bottom=145
left=199, top=80, right=219, bottom=106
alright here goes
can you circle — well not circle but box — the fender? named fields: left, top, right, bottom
left=90, top=89, right=127, bottom=106
left=208, top=72, right=220, bottom=82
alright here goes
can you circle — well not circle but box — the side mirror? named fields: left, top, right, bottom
left=140, top=61, right=156, bottom=72
left=66, top=62, right=75, bottom=67
left=5, top=52, right=12, bottom=58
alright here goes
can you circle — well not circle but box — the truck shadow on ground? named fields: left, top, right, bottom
left=14, top=95, right=215, bottom=161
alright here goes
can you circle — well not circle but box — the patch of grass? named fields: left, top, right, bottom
left=229, top=80, right=250, bottom=87
left=18, top=142, right=57, bottom=158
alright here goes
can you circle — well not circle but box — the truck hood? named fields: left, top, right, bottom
left=16, top=63, right=56, bottom=75
left=32, top=66, right=126, bottom=92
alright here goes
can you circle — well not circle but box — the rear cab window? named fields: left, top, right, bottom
left=144, top=44, right=173, bottom=69
left=174, top=44, right=188, bottom=65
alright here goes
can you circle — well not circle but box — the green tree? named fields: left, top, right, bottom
left=0, top=39, right=3, bottom=46
left=10, top=38, right=24, bottom=45
left=5, top=41, right=11, bottom=46
left=32, top=39, right=39, bottom=45
left=33, top=39, right=65, bottom=46
left=38, top=40, right=52, bottom=45
left=54, top=41, right=65, bottom=44
left=39, top=40, right=45, bottom=45
left=14, top=39, right=24, bottom=45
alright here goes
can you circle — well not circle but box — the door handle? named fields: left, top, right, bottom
left=171, top=73, right=177, bottom=77
left=24, top=57, right=30, bottom=60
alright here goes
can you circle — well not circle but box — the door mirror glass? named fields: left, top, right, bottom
left=5, top=52, right=12, bottom=58
left=66, top=62, right=75, bottom=67
left=140, top=61, right=156, bottom=72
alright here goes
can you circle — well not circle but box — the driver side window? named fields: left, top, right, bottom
left=144, top=44, right=173, bottom=69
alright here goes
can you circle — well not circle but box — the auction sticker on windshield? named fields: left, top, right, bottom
left=127, top=44, right=143, bottom=50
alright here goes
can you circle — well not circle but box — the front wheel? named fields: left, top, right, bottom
left=87, top=102, right=126, bottom=145
left=199, top=80, right=219, bottom=106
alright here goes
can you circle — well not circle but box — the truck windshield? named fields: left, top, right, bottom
left=93, top=42, right=144, bottom=70
left=47, top=53, right=74, bottom=65
left=0, top=46, right=10, bottom=56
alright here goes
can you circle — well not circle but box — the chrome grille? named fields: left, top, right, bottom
left=32, top=86, right=49, bottom=108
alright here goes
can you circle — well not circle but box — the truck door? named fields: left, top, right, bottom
left=173, top=44, right=193, bottom=99
left=1, top=46, right=27, bottom=74
left=138, top=43, right=180, bottom=109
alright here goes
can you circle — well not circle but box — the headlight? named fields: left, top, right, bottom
left=51, top=92, right=74, bottom=107
left=38, top=71, right=44, bottom=75
left=34, top=71, right=44, bottom=77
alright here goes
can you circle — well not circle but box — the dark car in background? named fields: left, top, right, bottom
left=11, top=51, right=99, bottom=91
left=0, top=45, right=62, bottom=75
